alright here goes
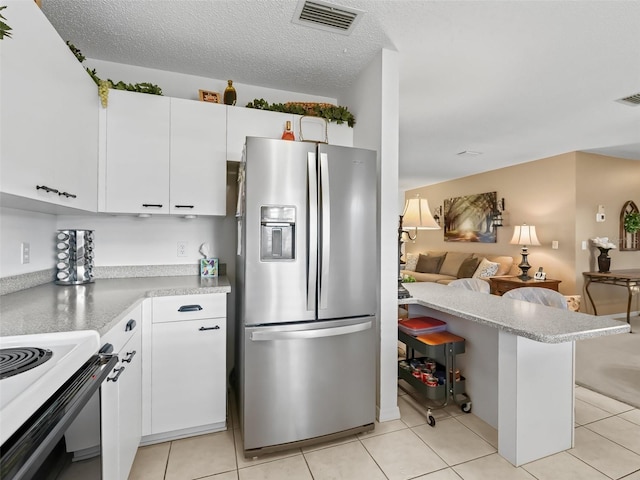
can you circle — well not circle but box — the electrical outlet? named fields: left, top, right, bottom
left=177, top=241, right=188, bottom=257
left=21, top=242, right=30, bottom=264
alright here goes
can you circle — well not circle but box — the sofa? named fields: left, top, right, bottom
left=400, top=250, right=582, bottom=312
left=401, top=251, right=519, bottom=285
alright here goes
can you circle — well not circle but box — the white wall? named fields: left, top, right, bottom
left=0, top=208, right=57, bottom=277
left=341, top=48, right=401, bottom=423
left=87, top=59, right=338, bottom=106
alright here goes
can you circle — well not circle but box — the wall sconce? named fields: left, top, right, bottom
left=493, top=198, right=505, bottom=228
left=432, top=205, right=443, bottom=227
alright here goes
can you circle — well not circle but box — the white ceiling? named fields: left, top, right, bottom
left=40, top=0, right=640, bottom=190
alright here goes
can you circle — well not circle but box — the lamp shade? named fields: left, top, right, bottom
left=510, top=224, right=541, bottom=246
left=403, top=197, right=440, bottom=230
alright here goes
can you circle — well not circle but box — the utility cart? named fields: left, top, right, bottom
left=398, top=328, right=472, bottom=426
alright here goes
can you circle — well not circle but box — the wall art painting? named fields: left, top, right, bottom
left=444, top=191, right=498, bottom=243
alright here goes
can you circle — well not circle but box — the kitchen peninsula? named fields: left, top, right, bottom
left=399, top=282, right=629, bottom=467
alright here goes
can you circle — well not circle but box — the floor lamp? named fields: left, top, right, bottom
left=510, top=224, right=541, bottom=280
left=398, top=196, right=441, bottom=299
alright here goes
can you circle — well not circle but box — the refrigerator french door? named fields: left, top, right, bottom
left=236, top=137, right=377, bottom=455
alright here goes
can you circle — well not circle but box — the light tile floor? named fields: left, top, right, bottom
left=129, top=385, right=640, bottom=480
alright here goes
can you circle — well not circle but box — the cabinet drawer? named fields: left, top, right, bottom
left=101, top=303, right=143, bottom=353
left=152, top=294, right=226, bottom=323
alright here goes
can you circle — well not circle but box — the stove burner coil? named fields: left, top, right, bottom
left=0, top=347, right=53, bottom=379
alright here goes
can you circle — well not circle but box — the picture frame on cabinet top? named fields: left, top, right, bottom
left=199, top=90, right=220, bottom=103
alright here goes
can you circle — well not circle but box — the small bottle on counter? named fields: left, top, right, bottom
left=281, top=121, right=295, bottom=141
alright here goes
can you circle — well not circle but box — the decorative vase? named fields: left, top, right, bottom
left=597, top=248, right=611, bottom=273
left=223, top=80, right=236, bottom=106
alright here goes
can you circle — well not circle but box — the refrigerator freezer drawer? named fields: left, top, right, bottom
left=241, top=317, right=375, bottom=452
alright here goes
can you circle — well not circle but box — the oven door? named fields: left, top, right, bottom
left=0, top=353, right=117, bottom=480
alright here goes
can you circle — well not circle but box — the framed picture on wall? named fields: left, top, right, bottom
left=444, top=191, right=498, bottom=243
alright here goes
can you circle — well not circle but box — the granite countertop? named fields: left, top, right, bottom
left=0, top=276, right=231, bottom=337
left=401, top=282, right=630, bottom=343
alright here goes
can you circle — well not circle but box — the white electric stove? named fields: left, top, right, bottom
left=0, top=330, right=100, bottom=446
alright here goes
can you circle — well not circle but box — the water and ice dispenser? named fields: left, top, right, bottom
left=260, top=206, right=295, bottom=261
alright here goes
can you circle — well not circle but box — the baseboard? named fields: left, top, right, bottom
left=377, top=404, right=401, bottom=422
left=140, top=421, right=227, bottom=446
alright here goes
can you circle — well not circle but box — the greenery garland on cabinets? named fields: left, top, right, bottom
left=0, top=6, right=12, bottom=39
left=66, top=42, right=163, bottom=107
left=246, top=98, right=356, bottom=127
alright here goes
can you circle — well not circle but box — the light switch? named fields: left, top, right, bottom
left=552, top=240, right=559, bottom=250
left=581, top=240, right=587, bottom=250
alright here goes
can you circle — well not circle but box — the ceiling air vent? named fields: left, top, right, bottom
left=292, top=0, right=364, bottom=35
left=617, top=93, right=640, bottom=106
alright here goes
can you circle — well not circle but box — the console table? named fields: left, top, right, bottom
left=583, top=269, right=640, bottom=327
left=489, top=276, right=561, bottom=296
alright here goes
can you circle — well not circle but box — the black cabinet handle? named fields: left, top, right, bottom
left=174, top=205, right=194, bottom=209
left=142, top=204, right=163, bottom=208
left=99, top=343, right=114, bottom=354
left=125, top=319, right=137, bottom=331
left=36, top=185, right=59, bottom=194
left=107, top=366, right=125, bottom=382
left=122, top=350, right=137, bottom=363
left=58, top=191, right=77, bottom=198
left=199, top=325, right=220, bottom=331
left=178, top=304, right=203, bottom=312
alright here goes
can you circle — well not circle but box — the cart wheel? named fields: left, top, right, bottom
left=461, top=402, right=472, bottom=413
left=428, top=415, right=436, bottom=427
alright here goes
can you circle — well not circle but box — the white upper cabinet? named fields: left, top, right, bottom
left=170, top=98, right=227, bottom=216
left=101, top=89, right=171, bottom=214
left=100, top=91, right=227, bottom=216
left=226, top=107, right=295, bottom=162
left=0, top=1, right=98, bottom=212
left=226, top=106, right=354, bottom=161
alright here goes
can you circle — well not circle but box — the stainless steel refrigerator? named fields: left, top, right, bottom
left=236, top=137, right=377, bottom=456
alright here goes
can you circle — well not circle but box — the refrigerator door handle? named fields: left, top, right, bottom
left=319, top=152, right=330, bottom=310
left=250, top=320, right=372, bottom=341
left=307, top=152, right=318, bottom=312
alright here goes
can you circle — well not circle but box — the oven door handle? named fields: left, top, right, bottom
left=0, top=354, right=118, bottom=480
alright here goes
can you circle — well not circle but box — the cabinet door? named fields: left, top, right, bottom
left=104, top=89, right=170, bottom=214
left=101, top=305, right=142, bottom=480
left=151, top=318, right=226, bottom=434
left=117, top=329, right=142, bottom=480
left=170, top=98, right=227, bottom=216
left=226, top=107, right=294, bottom=161
left=0, top=1, right=98, bottom=211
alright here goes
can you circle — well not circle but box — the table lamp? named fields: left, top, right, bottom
left=510, top=224, right=541, bottom=280
left=398, top=195, right=440, bottom=299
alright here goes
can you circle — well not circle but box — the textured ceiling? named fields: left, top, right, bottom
left=41, top=0, right=640, bottom=190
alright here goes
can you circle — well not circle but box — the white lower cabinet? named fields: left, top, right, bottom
left=142, top=293, right=227, bottom=444
left=65, top=304, right=142, bottom=480
left=101, top=304, right=143, bottom=480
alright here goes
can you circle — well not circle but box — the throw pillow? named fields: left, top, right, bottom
left=405, top=252, right=419, bottom=272
left=457, top=257, right=480, bottom=278
left=472, top=258, right=500, bottom=278
left=439, top=252, right=471, bottom=277
left=416, top=254, right=445, bottom=274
